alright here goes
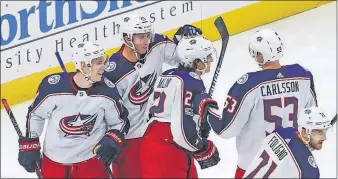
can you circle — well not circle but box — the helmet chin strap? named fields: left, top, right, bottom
left=196, top=68, right=206, bottom=76
left=195, top=62, right=209, bottom=76
left=305, top=137, right=315, bottom=151
left=255, top=56, right=266, bottom=67
left=124, top=37, right=147, bottom=61
left=298, top=128, right=315, bottom=151
left=80, top=68, right=95, bottom=84
left=85, top=76, right=95, bottom=84
left=252, top=51, right=267, bottom=67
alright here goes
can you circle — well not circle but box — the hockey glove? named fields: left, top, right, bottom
left=173, top=24, right=203, bottom=45
left=192, top=140, right=220, bottom=169
left=94, top=129, right=124, bottom=167
left=193, top=93, right=219, bottom=138
left=194, top=93, right=219, bottom=117
left=18, top=137, right=41, bottom=173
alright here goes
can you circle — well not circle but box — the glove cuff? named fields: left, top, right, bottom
left=199, top=99, right=214, bottom=115
left=193, top=93, right=218, bottom=115
left=105, top=130, right=124, bottom=148
left=19, top=137, right=40, bottom=153
left=192, top=140, right=216, bottom=162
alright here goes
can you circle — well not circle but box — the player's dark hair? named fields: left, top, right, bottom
left=123, top=33, right=131, bottom=42
left=178, top=59, right=201, bottom=72
left=178, top=64, right=194, bottom=72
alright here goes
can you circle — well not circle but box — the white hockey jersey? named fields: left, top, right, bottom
left=146, top=69, right=208, bottom=152
left=243, top=127, right=320, bottom=178
left=103, top=34, right=178, bottom=139
left=26, top=72, right=129, bottom=164
left=207, top=64, right=317, bottom=170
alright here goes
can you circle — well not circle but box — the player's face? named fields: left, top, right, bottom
left=196, top=54, right=214, bottom=74
left=132, top=33, right=152, bottom=54
left=204, top=54, right=213, bottom=73
left=309, top=129, right=327, bottom=150
left=90, top=57, right=106, bottom=81
left=256, top=54, right=264, bottom=66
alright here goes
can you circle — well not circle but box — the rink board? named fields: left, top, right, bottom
left=0, top=0, right=332, bottom=108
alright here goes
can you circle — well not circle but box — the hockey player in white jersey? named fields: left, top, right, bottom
left=140, top=36, right=220, bottom=178
left=18, top=42, right=129, bottom=178
left=243, top=106, right=335, bottom=178
left=103, top=13, right=203, bottom=178
left=195, top=29, right=318, bottom=178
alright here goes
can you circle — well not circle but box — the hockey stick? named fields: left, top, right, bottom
left=55, top=52, right=67, bottom=73
left=330, top=114, right=337, bottom=127
left=200, top=17, right=229, bottom=139
left=208, top=16, right=229, bottom=96
left=1, top=99, right=43, bottom=179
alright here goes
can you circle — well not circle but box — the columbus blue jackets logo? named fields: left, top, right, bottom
left=189, top=39, right=197, bottom=45
left=59, top=113, right=98, bottom=137
left=304, top=109, right=312, bottom=114
left=48, top=75, right=60, bottom=84
left=308, top=155, right=318, bottom=168
left=104, top=61, right=116, bottom=72
left=129, top=72, right=157, bottom=105
left=237, top=74, right=249, bottom=84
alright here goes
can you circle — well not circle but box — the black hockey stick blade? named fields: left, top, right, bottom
left=208, top=16, right=229, bottom=96
left=330, top=114, right=337, bottom=126
left=1, top=99, right=43, bottom=179
left=214, top=16, right=229, bottom=42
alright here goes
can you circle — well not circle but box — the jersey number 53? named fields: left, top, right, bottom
left=264, top=97, right=298, bottom=136
left=224, top=95, right=299, bottom=136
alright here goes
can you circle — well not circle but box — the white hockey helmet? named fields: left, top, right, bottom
left=176, top=36, right=217, bottom=74
left=121, top=13, right=154, bottom=50
left=72, top=42, right=107, bottom=81
left=248, top=29, right=284, bottom=65
left=297, top=106, right=332, bottom=141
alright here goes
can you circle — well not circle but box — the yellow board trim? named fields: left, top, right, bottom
left=0, top=1, right=333, bottom=108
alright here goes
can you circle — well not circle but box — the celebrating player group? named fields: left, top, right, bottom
left=16, top=13, right=336, bottom=178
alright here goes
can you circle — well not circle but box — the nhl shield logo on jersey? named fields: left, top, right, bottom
left=129, top=71, right=157, bottom=105
left=237, top=74, right=249, bottom=84
left=308, top=155, right=318, bottom=168
left=48, top=75, right=60, bottom=84
left=104, top=61, right=116, bottom=72
left=59, top=113, right=98, bottom=137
